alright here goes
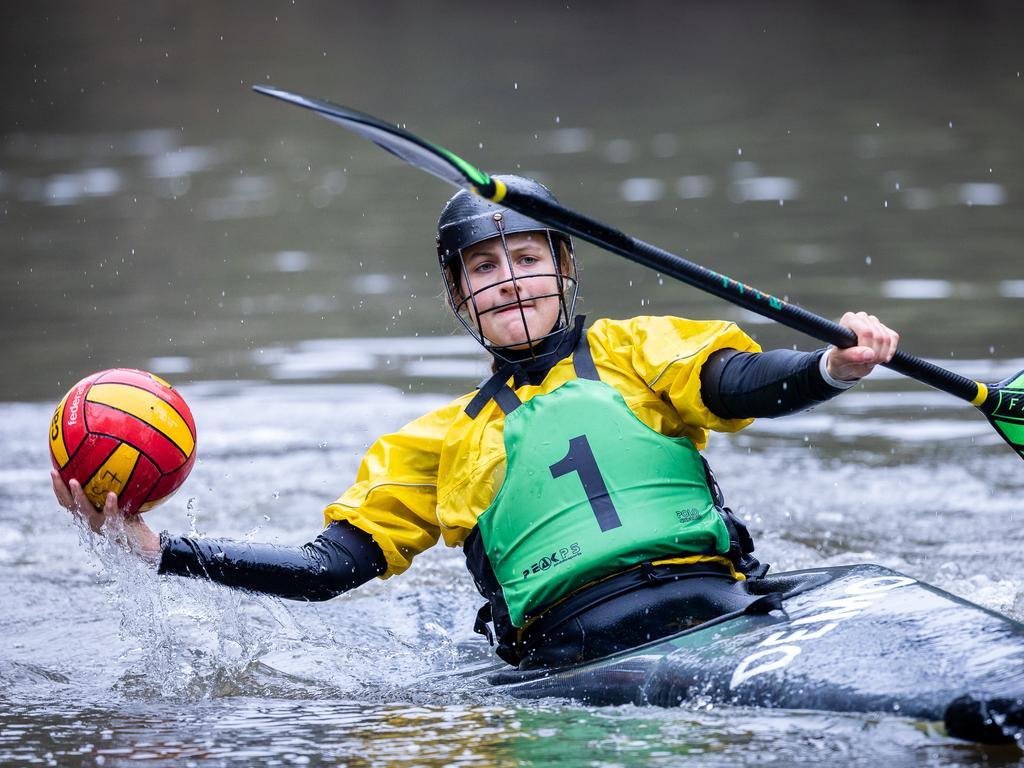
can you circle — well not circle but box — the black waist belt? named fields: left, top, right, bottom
left=519, top=560, right=737, bottom=653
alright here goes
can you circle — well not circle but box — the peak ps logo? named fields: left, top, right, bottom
left=522, top=543, right=582, bottom=579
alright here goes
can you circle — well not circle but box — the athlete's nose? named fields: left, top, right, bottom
left=495, top=261, right=521, bottom=297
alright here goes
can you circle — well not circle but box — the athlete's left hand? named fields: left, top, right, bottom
left=826, top=311, right=900, bottom=381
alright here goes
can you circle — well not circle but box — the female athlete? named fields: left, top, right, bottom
left=53, top=175, right=899, bottom=668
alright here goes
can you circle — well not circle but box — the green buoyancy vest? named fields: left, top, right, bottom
left=475, top=331, right=732, bottom=628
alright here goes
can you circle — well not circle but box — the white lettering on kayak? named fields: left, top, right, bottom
left=729, top=575, right=916, bottom=690
left=790, top=595, right=875, bottom=626
left=730, top=645, right=802, bottom=689
left=759, top=621, right=839, bottom=647
left=843, top=576, right=916, bottom=595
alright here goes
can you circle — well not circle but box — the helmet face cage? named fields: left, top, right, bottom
left=442, top=214, right=579, bottom=364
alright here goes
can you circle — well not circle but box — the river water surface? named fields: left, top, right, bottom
left=2, top=4, right=1023, bottom=766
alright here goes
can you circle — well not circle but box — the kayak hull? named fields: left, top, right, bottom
left=487, top=564, right=1024, bottom=743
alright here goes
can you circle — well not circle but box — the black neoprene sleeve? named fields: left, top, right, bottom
left=701, top=348, right=848, bottom=420
left=157, top=520, right=387, bottom=600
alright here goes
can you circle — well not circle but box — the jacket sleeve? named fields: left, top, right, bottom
left=592, top=315, right=762, bottom=437
left=157, top=520, right=386, bottom=600
left=322, top=398, right=464, bottom=578
left=701, top=348, right=850, bottom=419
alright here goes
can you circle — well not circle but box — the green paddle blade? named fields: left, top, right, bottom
left=982, top=371, right=1024, bottom=458
left=252, top=85, right=497, bottom=197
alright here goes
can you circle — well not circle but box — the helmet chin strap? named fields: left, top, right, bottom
left=491, top=316, right=587, bottom=389
left=490, top=318, right=568, bottom=362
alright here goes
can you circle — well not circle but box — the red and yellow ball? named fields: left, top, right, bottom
left=49, top=368, right=197, bottom=514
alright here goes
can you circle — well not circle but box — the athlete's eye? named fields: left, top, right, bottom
left=472, top=261, right=496, bottom=273
left=519, top=255, right=541, bottom=266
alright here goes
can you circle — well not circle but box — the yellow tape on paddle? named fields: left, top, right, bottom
left=971, top=381, right=988, bottom=407
left=487, top=178, right=507, bottom=203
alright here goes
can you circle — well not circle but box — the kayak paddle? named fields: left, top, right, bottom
left=252, top=84, right=1024, bottom=461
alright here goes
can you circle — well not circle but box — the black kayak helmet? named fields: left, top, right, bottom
left=436, top=174, right=579, bottom=362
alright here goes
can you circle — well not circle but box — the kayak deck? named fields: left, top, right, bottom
left=486, top=564, right=1024, bottom=743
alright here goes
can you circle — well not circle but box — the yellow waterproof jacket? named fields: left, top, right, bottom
left=324, top=315, right=760, bottom=578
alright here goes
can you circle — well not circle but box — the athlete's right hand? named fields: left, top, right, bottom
left=51, top=469, right=162, bottom=564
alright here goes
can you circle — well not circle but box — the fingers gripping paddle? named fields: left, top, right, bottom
left=252, top=85, right=1024, bottom=461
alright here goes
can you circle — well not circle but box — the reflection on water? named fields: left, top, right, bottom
left=243, top=335, right=487, bottom=383
left=2, top=697, right=996, bottom=767
left=882, top=280, right=956, bottom=299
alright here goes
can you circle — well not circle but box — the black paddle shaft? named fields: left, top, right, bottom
left=247, top=85, right=984, bottom=407
left=504, top=188, right=981, bottom=404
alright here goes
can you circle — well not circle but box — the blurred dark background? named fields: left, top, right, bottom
left=2, top=1, right=1022, bottom=401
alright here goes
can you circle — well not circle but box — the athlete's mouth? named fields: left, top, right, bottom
left=494, top=302, right=534, bottom=315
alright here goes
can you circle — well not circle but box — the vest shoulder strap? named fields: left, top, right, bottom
left=491, top=383, right=522, bottom=415
left=571, top=326, right=600, bottom=381
left=465, top=365, right=522, bottom=418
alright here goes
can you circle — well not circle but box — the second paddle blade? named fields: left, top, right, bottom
left=252, top=85, right=494, bottom=195
left=981, top=371, right=1024, bottom=459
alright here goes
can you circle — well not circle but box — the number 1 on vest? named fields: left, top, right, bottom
left=549, top=435, right=623, bottom=532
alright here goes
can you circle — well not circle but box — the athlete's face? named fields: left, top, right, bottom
left=458, top=232, right=564, bottom=350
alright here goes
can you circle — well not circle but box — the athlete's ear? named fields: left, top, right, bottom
left=445, top=262, right=466, bottom=308
left=558, top=240, right=574, bottom=279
